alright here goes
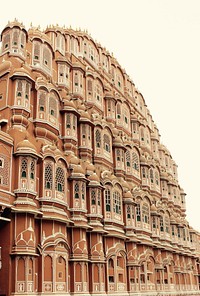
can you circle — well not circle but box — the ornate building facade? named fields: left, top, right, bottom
left=0, top=20, right=199, bottom=296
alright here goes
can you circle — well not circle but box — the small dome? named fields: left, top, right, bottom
left=88, top=172, right=100, bottom=182
left=0, top=61, right=12, bottom=76
left=72, top=164, right=85, bottom=175
left=123, top=191, right=132, bottom=199
left=79, top=109, right=91, bottom=121
left=11, top=67, right=33, bottom=81
left=1, top=19, right=27, bottom=39
left=63, top=99, right=76, bottom=109
left=150, top=204, right=157, bottom=212
left=113, top=136, right=123, bottom=147
left=69, top=155, right=80, bottom=166
left=16, top=138, right=37, bottom=156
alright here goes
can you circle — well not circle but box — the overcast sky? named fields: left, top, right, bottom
left=0, top=0, right=199, bottom=231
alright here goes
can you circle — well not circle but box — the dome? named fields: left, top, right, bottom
left=72, top=164, right=85, bottom=175
left=0, top=61, right=12, bottom=76
left=11, top=67, right=33, bottom=81
left=123, top=191, right=132, bottom=199
left=16, top=138, right=38, bottom=156
left=1, top=19, right=27, bottom=39
left=113, top=136, right=123, bottom=147
left=69, top=155, right=80, bottom=166
left=150, top=204, right=157, bottom=213
left=88, top=172, right=100, bottom=182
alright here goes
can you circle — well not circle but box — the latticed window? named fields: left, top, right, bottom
left=74, top=72, right=79, bottom=86
left=155, top=171, right=159, bottom=185
left=132, top=152, right=139, bottom=171
left=0, top=156, right=9, bottom=186
left=73, top=115, right=77, bottom=130
left=66, top=114, right=71, bottom=128
left=103, top=134, right=110, bottom=152
left=160, top=216, right=164, bottom=232
left=45, top=163, right=53, bottom=189
left=13, top=30, right=18, bottom=46
left=21, top=32, right=25, bottom=48
left=17, top=81, right=23, bottom=97
left=152, top=216, right=156, bottom=228
left=165, top=216, right=170, bottom=233
left=43, top=46, right=51, bottom=67
left=81, top=182, right=85, bottom=199
left=97, top=189, right=101, bottom=206
left=74, top=182, right=79, bottom=198
left=150, top=168, right=154, bottom=183
left=127, top=205, right=131, bottom=219
left=125, top=150, right=131, bottom=167
left=3, top=33, right=10, bottom=49
left=21, top=158, right=28, bottom=178
left=91, top=190, right=96, bottom=205
left=116, top=103, right=121, bottom=119
left=82, top=124, right=86, bottom=138
left=25, top=83, right=30, bottom=100
left=136, top=204, right=141, bottom=221
left=33, top=42, right=40, bottom=60
left=30, top=161, right=35, bottom=179
left=142, top=168, right=146, bottom=178
left=95, top=130, right=101, bottom=148
left=116, top=149, right=121, bottom=161
left=142, top=203, right=150, bottom=224
left=55, top=167, right=65, bottom=192
left=171, top=225, right=175, bottom=236
left=140, top=127, right=145, bottom=141
left=39, top=92, right=46, bottom=112
left=88, top=80, right=93, bottom=95
left=96, top=83, right=102, bottom=102
left=49, top=97, right=57, bottom=117
left=105, top=189, right=111, bottom=211
left=113, top=191, right=121, bottom=214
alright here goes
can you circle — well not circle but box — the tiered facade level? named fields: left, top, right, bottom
left=0, top=20, right=199, bottom=296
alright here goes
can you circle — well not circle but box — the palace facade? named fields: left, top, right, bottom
left=0, top=20, right=199, bottom=296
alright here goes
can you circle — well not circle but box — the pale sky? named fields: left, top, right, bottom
left=1, top=0, right=200, bottom=231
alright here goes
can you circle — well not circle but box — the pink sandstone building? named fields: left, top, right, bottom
left=0, top=20, right=199, bottom=296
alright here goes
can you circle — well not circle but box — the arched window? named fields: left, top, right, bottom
left=140, top=127, right=145, bottom=141
left=16, top=80, right=23, bottom=98
left=43, top=46, right=51, bottom=69
left=105, top=189, right=111, bottom=211
left=95, top=130, right=101, bottom=148
left=113, top=191, right=121, bottom=214
left=81, top=182, right=85, bottom=200
left=142, top=203, right=150, bottom=224
left=30, top=160, right=35, bottom=179
left=13, top=30, right=18, bottom=46
left=3, top=33, right=11, bottom=50
left=127, top=205, right=131, bottom=219
left=160, top=216, right=164, bottom=232
left=136, top=204, right=141, bottom=221
left=87, top=79, right=93, bottom=97
left=74, top=182, right=79, bottom=199
left=21, top=158, right=27, bottom=178
left=45, top=163, right=53, bottom=189
left=150, top=168, right=154, bottom=183
left=125, top=150, right=131, bottom=167
left=116, top=103, right=121, bottom=119
left=132, top=151, right=139, bottom=171
left=33, top=41, right=40, bottom=61
left=55, top=167, right=65, bottom=192
left=155, top=170, right=159, bottom=185
left=103, top=134, right=110, bottom=152
left=49, top=96, right=57, bottom=117
left=91, top=190, right=96, bottom=205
